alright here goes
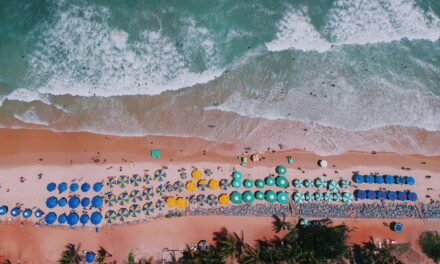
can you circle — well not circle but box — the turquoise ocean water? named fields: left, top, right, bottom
left=0, top=0, right=439, bottom=155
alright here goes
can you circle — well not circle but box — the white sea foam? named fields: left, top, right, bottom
left=13, top=107, right=50, bottom=126
left=5, top=88, right=50, bottom=105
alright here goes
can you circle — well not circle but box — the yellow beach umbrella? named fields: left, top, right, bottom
left=218, top=194, right=230, bottom=206
left=208, top=179, right=219, bottom=190
left=166, top=197, right=176, bottom=208
left=186, top=181, right=196, bottom=192
left=176, top=197, right=187, bottom=209
left=191, top=169, right=203, bottom=180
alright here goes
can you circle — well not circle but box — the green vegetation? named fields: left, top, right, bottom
left=58, top=243, right=82, bottom=264
left=419, top=231, right=440, bottom=263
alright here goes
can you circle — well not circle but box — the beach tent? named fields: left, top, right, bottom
left=185, top=181, right=197, bottom=192
left=67, top=212, right=79, bottom=226
left=166, top=197, right=176, bottom=208
left=142, top=202, right=155, bottom=216
left=130, top=190, right=142, bottom=202
left=117, top=208, right=129, bottom=222
left=293, top=179, right=303, bottom=188
left=328, top=181, right=339, bottom=192
left=339, top=180, right=349, bottom=189
left=23, top=209, right=32, bottom=218
left=232, top=171, right=243, bottom=180
left=374, top=175, right=384, bottom=184
left=155, top=185, right=165, bottom=195
left=388, top=191, right=397, bottom=201
left=405, top=176, right=415, bottom=185
left=130, top=174, right=142, bottom=187
left=255, top=191, right=265, bottom=200
left=90, top=212, right=102, bottom=225
left=232, top=179, right=242, bottom=189
left=118, top=192, right=130, bottom=205
left=93, top=182, right=103, bottom=192
left=207, top=195, right=218, bottom=206
left=46, top=196, right=58, bottom=208
left=68, top=196, right=80, bottom=209
left=314, top=192, right=323, bottom=201
left=208, top=179, right=219, bottom=190
left=255, top=179, right=265, bottom=189
left=333, top=193, right=342, bottom=202
left=265, top=176, right=275, bottom=187
left=305, top=192, right=314, bottom=202
left=1, top=206, right=10, bottom=216
left=367, top=190, right=376, bottom=200
left=230, top=192, right=242, bottom=204
left=129, top=204, right=141, bottom=217
left=197, top=179, right=208, bottom=191
left=365, top=175, right=374, bottom=184
left=58, top=182, right=68, bottom=193
left=105, top=210, right=116, bottom=224
left=397, top=176, right=405, bottom=185
left=150, top=149, right=160, bottom=158
left=277, top=192, right=289, bottom=204
left=219, top=179, right=231, bottom=190
left=176, top=197, right=187, bottom=208
left=81, top=197, right=90, bottom=207
left=58, top=197, right=67, bottom=207
left=356, top=190, right=366, bottom=200
left=354, top=174, right=364, bottom=184
left=323, top=192, right=332, bottom=202
left=276, top=165, right=287, bottom=175
left=80, top=214, right=89, bottom=225
left=315, top=178, right=325, bottom=189
left=81, top=183, right=90, bottom=192
left=70, top=183, right=79, bottom=192
left=143, top=173, right=152, bottom=184
left=35, top=209, right=43, bottom=218
left=197, top=195, right=207, bottom=207
left=192, top=169, right=203, bottom=180
left=58, top=213, right=67, bottom=224
left=293, top=193, right=305, bottom=203
left=276, top=176, right=289, bottom=188
left=342, top=192, right=354, bottom=204
left=265, top=190, right=277, bottom=203
left=92, top=196, right=103, bottom=208
left=85, top=251, right=96, bottom=263
left=397, top=192, right=407, bottom=201
left=385, top=175, right=394, bottom=184
left=376, top=191, right=387, bottom=201
left=118, top=175, right=130, bottom=188
left=156, top=200, right=165, bottom=211
left=303, top=179, right=313, bottom=188
left=243, top=179, right=254, bottom=189
left=243, top=191, right=254, bottom=204
left=47, top=182, right=56, bottom=192
left=408, top=192, right=417, bottom=202
left=218, top=194, right=230, bottom=206
left=104, top=193, right=117, bottom=206
left=45, top=212, right=57, bottom=224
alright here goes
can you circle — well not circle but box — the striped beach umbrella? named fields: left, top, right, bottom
left=22, top=209, right=32, bottom=219
left=303, top=179, right=313, bottom=188
left=91, top=195, right=103, bottom=208
left=166, top=197, right=176, bottom=208
left=314, top=178, right=325, bottom=189
left=117, top=175, right=129, bottom=188
left=333, top=193, right=342, bottom=202
left=154, top=169, right=167, bottom=181
left=375, top=176, right=384, bottom=184
left=230, top=192, right=242, bottom=204
left=117, top=208, right=129, bottom=222
left=173, top=181, right=185, bottom=193
left=198, top=240, right=210, bottom=251
left=104, top=193, right=117, bottom=206
left=142, top=187, right=154, bottom=200
left=365, top=175, right=374, bottom=184
left=118, top=192, right=130, bottom=205
left=265, top=190, right=277, bottom=203
left=191, top=169, right=203, bottom=180
left=408, top=192, right=417, bottom=202
left=176, top=197, right=187, bottom=209
left=323, top=192, right=332, bottom=202
left=156, top=185, right=165, bottom=195
left=367, top=190, right=376, bottom=200
left=219, top=179, right=231, bottom=190
left=255, top=179, right=265, bottom=189
left=90, top=212, right=102, bottom=225
left=243, top=191, right=254, bottom=204
left=208, top=179, right=219, bottom=190
left=255, top=191, right=265, bottom=200
left=314, top=192, right=323, bottom=201
left=277, top=192, right=289, bottom=204
left=105, top=210, right=116, bottom=224
left=207, top=194, right=218, bottom=206
left=243, top=179, right=254, bottom=189
left=81, top=183, right=91, bottom=192
left=143, top=173, right=152, bottom=184
left=339, top=180, right=349, bottom=189
left=58, top=213, right=67, bottom=224
left=80, top=214, right=89, bottom=225
left=45, top=212, right=57, bottom=224
left=197, top=179, right=209, bottom=191
left=385, top=175, right=394, bottom=184
left=70, top=183, right=79, bottom=192
left=67, top=212, right=79, bottom=226
left=155, top=200, right=165, bottom=211
left=130, top=174, right=142, bottom=187
left=197, top=195, right=207, bottom=206
left=130, top=190, right=142, bottom=203
left=189, top=195, right=197, bottom=204
left=185, top=181, right=196, bottom=192
left=218, top=194, right=230, bottom=206
left=232, top=171, right=243, bottom=180
left=232, top=179, right=242, bottom=189
left=377, top=191, right=387, bottom=201
left=275, top=176, right=289, bottom=188
left=328, top=180, right=339, bottom=192
left=276, top=165, right=287, bottom=175
left=265, top=176, right=276, bottom=187
left=293, top=193, right=305, bottom=203
left=305, top=192, right=314, bottom=202
left=166, top=183, right=174, bottom=193
left=293, top=179, right=303, bottom=188
left=142, top=202, right=155, bottom=215
left=405, top=176, right=415, bottom=185
left=47, top=182, right=56, bottom=192
left=129, top=204, right=141, bottom=217
left=108, top=177, right=117, bottom=188
left=356, top=190, right=366, bottom=200
left=342, top=192, right=354, bottom=204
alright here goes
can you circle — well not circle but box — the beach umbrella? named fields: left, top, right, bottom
left=323, top=192, right=332, bottom=202
left=108, top=177, right=117, bottom=188
left=315, top=178, right=325, bottom=189
left=163, top=183, right=172, bottom=193
left=92, top=195, right=103, bottom=208
left=80, top=214, right=89, bottom=225
left=333, top=193, right=342, bottom=202
left=305, top=192, right=314, bottom=202
left=118, top=192, right=130, bottom=205
left=154, top=169, right=167, bottom=181
left=265, top=176, right=275, bottom=187
left=393, top=223, right=403, bottom=233
left=185, top=181, right=196, bottom=192
left=130, top=174, right=142, bottom=187
left=90, top=212, right=102, bottom=225
left=67, top=212, right=79, bottom=226
left=81, top=183, right=90, bottom=192
left=354, top=174, right=364, bottom=184
left=22, top=209, right=32, bottom=218
left=197, top=195, right=207, bottom=206
left=142, top=202, right=155, bottom=215
left=218, top=194, right=230, bottom=206
left=117, top=208, right=129, bottom=222
left=130, top=190, right=142, bottom=203
left=277, top=192, right=289, bottom=204
left=173, top=181, right=185, bottom=193
left=104, top=193, right=117, bottom=206
left=197, top=179, right=209, bottom=191
left=1, top=205, right=9, bottom=216
left=388, top=191, right=397, bottom=201
left=232, top=171, right=243, bottom=180
left=155, top=200, right=165, bottom=211
left=85, top=251, right=96, bottom=263
left=143, top=173, right=152, bottom=184
left=58, top=197, right=67, bottom=207
left=293, top=193, right=305, bottom=203
left=67, top=196, right=79, bottom=209
left=45, top=212, right=57, bottom=224
left=303, top=179, right=313, bottom=188
left=219, top=179, right=231, bottom=190
left=405, top=176, right=415, bottom=185
left=117, top=175, right=129, bottom=188
left=276, top=165, right=287, bottom=175
left=275, top=176, right=289, bottom=188
left=385, top=175, right=394, bottom=184
left=408, top=192, right=417, bottom=202
left=44, top=197, right=57, bottom=209
left=35, top=209, right=43, bottom=218
left=105, top=210, right=116, bottom=224
left=176, top=197, right=187, bottom=208
left=243, top=179, right=254, bottom=189
left=208, top=179, right=219, bottom=190
left=58, top=213, right=67, bottom=224
left=70, top=183, right=79, bottom=192
left=47, top=182, right=56, bottom=192
left=58, top=182, right=67, bottom=193
left=142, top=187, right=154, bottom=200
left=232, top=179, right=242, bottom=189
left=318, top=160, right=328, bottom=167
left=255, top=179, right=265, bottom=189
left=356, top=190, right=366, bottom=200
left=155, top=185, right=165, bottom=196
left=367, top=190, right=376, bottom=200
left=198, top=240, right=210, bottom=251
left=242, top=191, right=254, bottom=204
left=129, top=204, right=141, bottom=217
left=397, top=176, right=405, bottom=185
left=191, top=169, right=203, bottom=180
left=375, top=176, right=384, bottom=184
left=342, top=192, right=354, bottom=204
left=93, top=182, right=103, bottom=192
left=377, top=191, right=387, bottom=201
left=314, top=192, right=323, bottom=201
left=265, top=190, right=277, bottom=203
left=365, top=175, right=374, bottom=184
left=166, top=197, right=176, bottom=208
left=230, top=192, right=242, bottom=204
left=328, top=180, right=339, bottom=192
left=207, top=195, right=218, bottom=206
left=397, top=192, right=407, bottom=201
left=204, top=169, right=213, bottom=177
left=255, top=191, right=265, bottom=200
left=339, top=180, right=349, bottom=189
left=293, top=179, right=303, bottom=188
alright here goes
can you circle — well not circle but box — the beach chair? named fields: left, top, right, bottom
left=240, top=157, right=247, bottom=166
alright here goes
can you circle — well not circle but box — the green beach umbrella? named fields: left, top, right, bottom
left=255, top=191, right=265, bottom=200
left=320, top=179, right=328, bottom=189
left=293, top=179, right=303, bottom=188
left=265, top=190, right=277, bottom=203
left=242, top=191, right=255, bottom=204
left=314, top=192, right=323, bottom=201
left=305, top=192, right=314, bottom=202
left=342, top=192, right=354, bottom=204
left=277, top=192, right=289, bottom=204
left=275, top=176, right=289, bottom=188
left=230, top=192, right=242, bottom=204
left=243, top=179, right=254, bottom=189
left=265, top=176, right=276, bottom=187
left=339, top=180, right=349, bottom=189
left=323, top=192, right=332, bottom=202
left=328, top=180, right=340, bottom=192
left=303, top=179, right=313, bottom=188
left=333, top=192, right=342, bottom=202
left=276, top=165, right=287, bottom=175
left=314, top=178, right=325, bottom=188
left=232, top=179, right=242, bottom=189
left=293, top=193, right=305, bottom=203
left=255, top=179, right=265, bottom=189
left=232, top=171, right=243, bottom=180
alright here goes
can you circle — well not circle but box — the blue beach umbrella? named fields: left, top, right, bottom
left=45, top=212, right=57, bottom=224
left=388, top=191, right=397, bottom=201
left=46, top=196, right=58, bottom=208
left=68, top=196, right=80, bottom=209
left=47, top=182, right=56, bottom=192
left=354, top=174, right=364, bottom=184
left=408, top=192, right=417, bottom=202
left=405, top=176, right=415, bottom=185
left=385, top=175, right=394, bottom=184
left=81, top=183, right=90, bottom=192
left=70, top=183, right=79, bottom=192
left=356, top=190, right=366, bottom=200
left=377, top=191, right=387, bottom=201
left=90, top=212, right=102, bottom=225
left=10, top=208, right=19, bottom=218
left=92, top=196, right=103, bottom=208
left=81, top=197, right=90, bottom=207
left=397, top=192, right=407, bottom=201
left=58, top=182, right=67, bottom=193
left=35, top=209, right=43, bottom=218
left=365, top=175, right=374, bottom=184
left=85, top=251, right=96, bottom=263
left=397, top=176, right=405, bottom=185
left=375, top=175, right=384, bottom=184
left=23, top=209, right=32, bottom=218
left=58, top=213, right=67, bottom=224
left=58, top=197, right=67, bottom=207
left=93, top=182, right=103, bottom=192
left=393, top=223, right=403, bottom=233
left=67, top=212, right=79, bottom=226
left=80, top=214, right=89, bottom=225
left=0, top=206, right=8, bottom=216
left=367, top=190, right=376, bottom=200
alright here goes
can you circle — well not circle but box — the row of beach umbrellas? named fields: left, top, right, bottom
left=293, top=179, right=350, bottom=191
left=103, top=188, right=155, bottom=206
left=293, top=192, right=354, bottom=204
left=355, top=190, right=417, bottom=202
left=229, top=191, right=290, bottom=205
left=45, top=211, right=102, bottom=226
left=47, top=182, right=102, bottom=193
left=354, top=175, right=415, bottom=185
left=46, top=195, right=103, bottom=209
left=104, top=201, right=164, bottom=223
left=0, top=206, right=44, bottom=219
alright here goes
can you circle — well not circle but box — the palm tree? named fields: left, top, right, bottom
left=356, top=239, right=402, bottom=264
left=180, top=245, right=224, bottom=264
left=271, top=214, right=292, bottom=233
left=213, top=227, right=245, bottom=260
left=58, top=243, right=82, bottom=264
left=96, top=247, right=112, bottom=264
